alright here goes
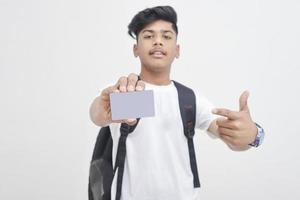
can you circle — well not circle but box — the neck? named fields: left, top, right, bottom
left=139, top=66, right=171, bottom=85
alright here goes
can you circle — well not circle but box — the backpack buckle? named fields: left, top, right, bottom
left=186, top=121, right=195, bottom=138
left=120, top=123, right=131, bottom=135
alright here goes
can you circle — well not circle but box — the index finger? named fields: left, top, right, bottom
left=101, top=85, right=119, bottom=100
left=212, top=108, right=240, bottom=120
left=101, top=85, right=118, bottom=95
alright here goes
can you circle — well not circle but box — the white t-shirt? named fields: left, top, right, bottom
left=109, top=81, right=217, bottom=200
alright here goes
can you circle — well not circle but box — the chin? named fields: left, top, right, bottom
left=147, top=64, right=170, bottom=73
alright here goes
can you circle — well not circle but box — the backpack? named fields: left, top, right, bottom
left=88, top=81, right=200, bottom=200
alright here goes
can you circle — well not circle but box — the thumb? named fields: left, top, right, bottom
left=124, top=118, right=137, bottom=126
left=239, top=90, right=250, bottom=112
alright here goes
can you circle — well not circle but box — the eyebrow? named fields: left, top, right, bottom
left=141, top=29, right=175, bottom=34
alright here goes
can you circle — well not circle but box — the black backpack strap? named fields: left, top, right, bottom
left=114, top=75, right=142, bottom=200
left=173, top=81, right=200, bottom=188
left=114, top=119, right=140, bottom=200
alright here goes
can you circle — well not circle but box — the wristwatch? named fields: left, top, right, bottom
left=249, top=123, right=265, bottom=147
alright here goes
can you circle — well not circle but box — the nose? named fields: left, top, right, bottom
left=153, top=36, right=163, bottom=46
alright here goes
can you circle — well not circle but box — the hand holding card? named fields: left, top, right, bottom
left=110, top=90, right=155, bottom=121
left=89, top=74, right=147, bottom=127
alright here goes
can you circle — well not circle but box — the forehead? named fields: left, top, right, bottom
left=140, top=20, right=174, bottom=33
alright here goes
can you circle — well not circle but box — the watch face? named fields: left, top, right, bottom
left=249, top=125, right=265, bottom=147
left=258, top=127, right=265, bottom=146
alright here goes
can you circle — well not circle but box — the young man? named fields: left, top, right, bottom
left=90, top=6, right=264, bottom=200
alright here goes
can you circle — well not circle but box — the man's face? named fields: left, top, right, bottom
left=133, top=20, right=180, bottom=73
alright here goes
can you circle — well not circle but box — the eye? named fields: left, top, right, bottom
left=143, top=35, right=153, bottom=39
left=163, top=35, right=172, bottom=40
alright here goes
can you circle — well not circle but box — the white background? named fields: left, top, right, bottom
left=1, top=0, right=299, bottom=199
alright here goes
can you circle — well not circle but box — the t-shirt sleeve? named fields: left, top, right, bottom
left=195, top=91, right=218, bottom=131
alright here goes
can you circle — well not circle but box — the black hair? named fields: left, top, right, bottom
left=128, top=6, right=178, bottom=40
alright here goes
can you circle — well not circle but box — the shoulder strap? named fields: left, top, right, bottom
left=114, top=119, right=140, bottom=200
left=114, top=75, right=142, bottom=200
left=173, top=81, right=200, bottom=188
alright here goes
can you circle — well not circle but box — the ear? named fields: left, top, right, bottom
left=133, top=44, right=138, bottom=57
left=175, top=44, right=180, bottom=58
